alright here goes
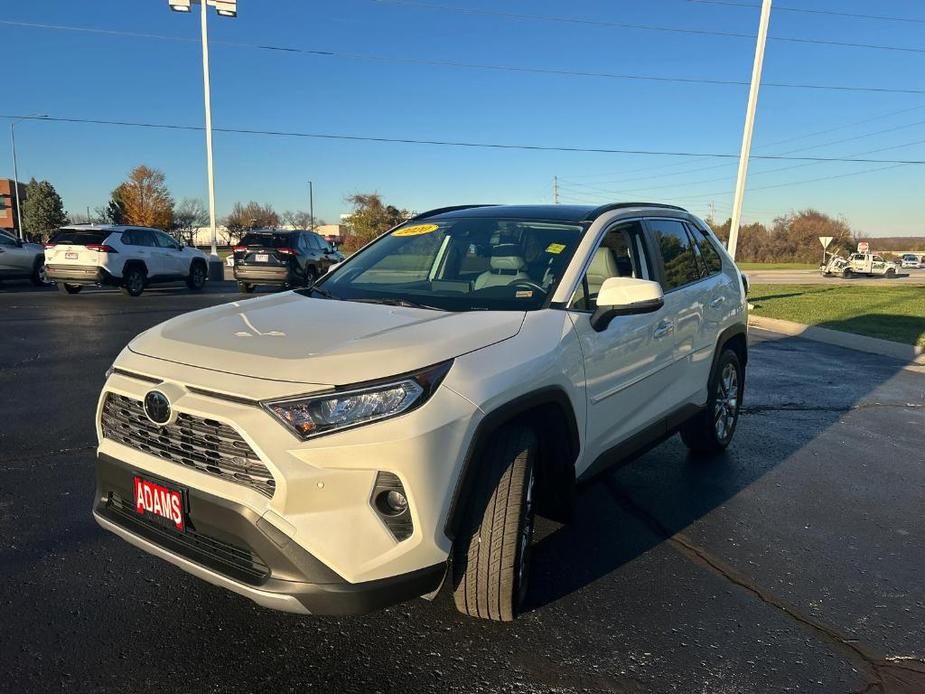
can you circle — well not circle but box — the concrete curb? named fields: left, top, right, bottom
left=748, top=314, right=925, bottom=366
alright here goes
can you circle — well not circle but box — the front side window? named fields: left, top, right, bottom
left=310, top=217, right=587, bottom=311
left=154, top=230, right=181, bottom=250
left=649, top=219, right=701, bottom=290
left=570, top=221, right=645, bottom=311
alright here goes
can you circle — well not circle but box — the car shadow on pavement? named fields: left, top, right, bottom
left=523, top=329, right=917, bottom=614
left=817, top=312, right=925, bottom=350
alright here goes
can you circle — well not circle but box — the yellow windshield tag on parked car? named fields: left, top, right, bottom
left=515, top=290, right=534, bottom=298
left=545, top=243, right=566, bottom=254
left=393, top=224, right=439, bottom=237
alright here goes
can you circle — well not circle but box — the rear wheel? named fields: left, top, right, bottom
left=452, top=425, right=537, bottom=622
left=303, top=266, right=317, bottom=287
left=121, top=267, right=146, bottom=297
left=842, top=268, right=853, bottom=279
left=31, top=260, right=50, bottom=287
left=237, top=281, right=255, bottom=294
left=681, top=349, right=744, bottom=454
left=186, top=262, right=206, bottom=290
left=58, top=283, right=82, bottom=295
left=886, top=268, right=896, bottom=278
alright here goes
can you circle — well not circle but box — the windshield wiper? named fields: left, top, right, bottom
left=350, top=297, right=447, bottom=311
left=307, top=285, right=339, bottom=300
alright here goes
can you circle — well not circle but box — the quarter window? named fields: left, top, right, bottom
left=649, top=219, right=702, bottom=290
left=689, top=224, right=723, bottom=275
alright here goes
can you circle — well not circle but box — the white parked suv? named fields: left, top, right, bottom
left=93, top=203, right=748, bottom=621
left=45, top=224, right=209, bottom=296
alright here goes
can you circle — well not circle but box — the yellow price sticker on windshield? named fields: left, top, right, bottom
left=394, top=224, right=439, bottom=237
left=546, top=243, right=566, bottom=254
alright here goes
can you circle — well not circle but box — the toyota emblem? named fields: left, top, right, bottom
left=143, top=390, right=172, bottom=425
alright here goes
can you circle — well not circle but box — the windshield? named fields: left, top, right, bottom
left=308, top=217, right=587, bottom=311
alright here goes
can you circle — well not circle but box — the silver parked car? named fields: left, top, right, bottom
left=0, top=232, right=48, bottom=286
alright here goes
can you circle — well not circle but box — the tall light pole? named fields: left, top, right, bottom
left=727, top=0, right=772, bottom=260
left=308, top=180, right=315, bottom=230
left=168, top=0, right=237, bottom=279
left=9, top=113, right=47, bottom=241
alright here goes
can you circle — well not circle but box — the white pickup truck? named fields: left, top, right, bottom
left=822, top=252, right=898, bottom=278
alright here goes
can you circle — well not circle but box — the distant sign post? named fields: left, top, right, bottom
left=819, top=236, right=833, bottom=266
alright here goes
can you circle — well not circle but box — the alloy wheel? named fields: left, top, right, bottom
left=714, top=362, right=739, bottom=443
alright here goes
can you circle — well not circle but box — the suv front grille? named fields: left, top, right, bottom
left=106, top=492, right=270, bottom=585
left=101, top=393, right=276, bottom=498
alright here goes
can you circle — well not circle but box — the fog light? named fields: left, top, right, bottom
left=380, top=490, right=407, bottom=516
left=371, top=472, right=413, bottom=541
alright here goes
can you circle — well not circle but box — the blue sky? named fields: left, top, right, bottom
left=3, top=0, right=924, bottom=236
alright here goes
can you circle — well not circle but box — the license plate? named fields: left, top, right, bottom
left=65, top=251, right=78, bottom=260
left=255, top=253, right=269, bottom=263
left=133, top=475, right=186, bottom=531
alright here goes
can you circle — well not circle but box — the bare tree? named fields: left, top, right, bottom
left=281, top=210, right=325, bottom=230
left=172, top=198, right=209, bottom=246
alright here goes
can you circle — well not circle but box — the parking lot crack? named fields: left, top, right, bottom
left=603, top=478, right=925, bottom=694
left=743, top=401, right=922, bottom=415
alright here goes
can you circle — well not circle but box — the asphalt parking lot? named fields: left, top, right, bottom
left=1, top=281, right=924, bottom=693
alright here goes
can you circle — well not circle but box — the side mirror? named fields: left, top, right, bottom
left=590, top=277, right=664, bottom=332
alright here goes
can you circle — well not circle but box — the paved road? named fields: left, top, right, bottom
left=1, top=281, right=924, bottom=693
left=744, top=267, right=925, bottom=286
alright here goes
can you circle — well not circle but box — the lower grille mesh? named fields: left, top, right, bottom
left=107, top=492, right=270, bottom=585
left=101, top=393, right=275, bottom=497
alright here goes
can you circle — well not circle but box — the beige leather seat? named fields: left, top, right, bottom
left=585, top=247, right=622, bottom=297
left=474, top=245, right=531, bottom=290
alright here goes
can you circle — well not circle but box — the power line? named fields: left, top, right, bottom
left=3, top=20, right=923, bottom=96
left=372, top=0, right=925, bottom=54
left=5, top=113, right=925, bottom=166
left=681, top=0, right=925, bottom=25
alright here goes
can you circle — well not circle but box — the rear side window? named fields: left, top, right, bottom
left=50, top=229, right=112, bottom=245
left=122, top=229, right=157, bottom=247
left=240, top=233, right=293, bottom=248
left=648, top=219, right=702, bottom=291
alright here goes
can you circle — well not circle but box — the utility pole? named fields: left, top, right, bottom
left=728, top=0, right=772, bottom=260
left=553, top=176, right=559, bottom=204
left=308, top=180, right=315, bottom=230
left=708, top=200, right=717, bottom=223
left=10, top=124, right=23, bottom=240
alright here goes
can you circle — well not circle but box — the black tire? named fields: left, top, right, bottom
left=303, top=266, right=317, bottom=287
left=237, top=281, right=255, bottom=294
left=31, top=260, right=50, bottom=287
left=680, top=349, right=744, bottom=454
left=58, top=283, right=82, bottom=295
left=121, top=266, right=146, bottom=297
left=842, top=269, right=853, bottom=279
left=186, top=261, right=207, bottom=290
left=886, top=268, right=896, bottom=278
left=452, top=426, right=537, bottom=622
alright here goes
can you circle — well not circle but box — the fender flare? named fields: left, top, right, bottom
left=444, top=386, right=580, bottom=539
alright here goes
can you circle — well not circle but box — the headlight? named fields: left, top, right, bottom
left=262, top=361, right=452, bottom=440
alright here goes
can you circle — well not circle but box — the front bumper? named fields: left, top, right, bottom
left=234, top=265, right=292, bottom=284
left=95, top=356, right=480, bottom=606
left=46, top=264, right=115, bottom=286
left=93, top=453, right=446, bottom=615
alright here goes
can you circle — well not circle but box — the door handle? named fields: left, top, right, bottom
left=653, top=320, right=674, bottom=339
left=710, top=296, right=726, bottom=308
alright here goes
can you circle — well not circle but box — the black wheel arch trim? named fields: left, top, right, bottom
left=444, top=386, right=580, bottom=540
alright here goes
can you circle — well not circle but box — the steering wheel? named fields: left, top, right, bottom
left=508, top=280, right=547, bottom=294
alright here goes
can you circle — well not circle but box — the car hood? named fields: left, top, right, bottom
left=128, top=292, right=526, bottom=386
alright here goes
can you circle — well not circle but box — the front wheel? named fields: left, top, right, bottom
left=302, top=266, right=317, bottom=287
left=886, top=268, right=896, bottom=278
left=452, top=426, right=537, bottom=622
left=31, top=261, right=50, bottom=287
left=186, top=262, right=206, bottom=290
left=680, top=349, right=744, bottom=454
left=237, top=281, right=255, bottom=294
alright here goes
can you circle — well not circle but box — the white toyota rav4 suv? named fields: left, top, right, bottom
left=45, top=224, right=209, bottom=296
left=93, top=203, right=748, bottom=621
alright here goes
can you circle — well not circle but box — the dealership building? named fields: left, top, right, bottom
left=0, top=179, right=25, bottom=236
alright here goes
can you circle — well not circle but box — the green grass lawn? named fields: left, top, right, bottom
left=749, top=284, right=925, bottom=347
left=737, top=262, right=817, bottom=271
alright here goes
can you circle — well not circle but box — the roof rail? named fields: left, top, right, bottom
left=584, top=202, right=688, bottom=220
left=411, top=204, right=498, bottom=220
